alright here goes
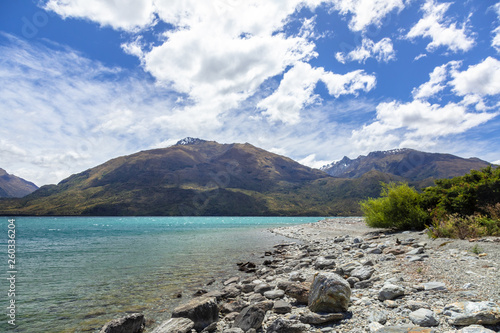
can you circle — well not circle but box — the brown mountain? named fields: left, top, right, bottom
left=0, top=168, right=38, bottom=198
left=321, top=148, right=493, bottom=188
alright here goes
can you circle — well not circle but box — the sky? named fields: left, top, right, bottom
left=1, top=0, right=500, bottom=187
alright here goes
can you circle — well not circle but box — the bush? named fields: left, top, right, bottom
left=427, top=213, right=500, bottom=239
left=361, top=182, right=429, bottom=230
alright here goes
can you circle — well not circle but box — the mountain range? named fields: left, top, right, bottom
left=0, top=168, right=38, bottom=198
left=0, top=139, right=493, bottom=216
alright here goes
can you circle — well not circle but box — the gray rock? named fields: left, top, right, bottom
left=99, top=313, right=145, bottom=333
left=273, top=300, right=292, bottom=314
left=314, top=256, right=336, bottom=270
left=379, top=254, right=397, bottom=261
left=406, top=300, right=430, bottom=311
left=285, top=282, right=310, bottom=305
left=254, top=283, right=273, bottom=295
left=308, top=272, right=351, bottom=313
left=233, top=304, right=267, bottom=331
left=299, top=311, right=343, bottom=324
left=220, top=299, right=248, bottom=314
left=264, top=289, right=285, bottom=299
left=354, top=279, right=374, bottom=289
left=457, top=324, right=497, bottom=333
left=172, top=296, right=219, bottom=331
left=378, top=283, right=405, bottom=301
left=409, top=308, right=439, bottom=327
left=346, top=276, right=360, bottom=287
left=443, top=301, right=500, bottom=326
left=368, top=322, right=384, bottom=332
left=367, top=247, right=383, bottom=254
left=408, top=255, right=425, bottom=262
left=151, top=318, right=194, bottom=333
left=340, top=262, right=361, bottom=274
left=223, top=328, right=244, bottom=333
left=266, top=318, right=309, bottom=333
left=407, top=247, right=424, bottom=255
left=222, top=285, right=241, bottom=298
left=289, top=271, right=306, bottom=282
left=350, top=266, right=375, bottom=281
left=241, top=283, right=255, bottom=293
left=224, top=276, right=240, bottom=286
left=422, top=281, right=447, bottom=291
left=368, top=310, right=388, bottom=324
left=375, top=326, right=437, bottom=332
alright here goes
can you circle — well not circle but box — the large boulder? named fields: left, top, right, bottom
left=99, top=313, right=145, bottom=333
left=150, top=318, right=194, bottom=333
left=443, top=301, right=500, bottom=326
left=308, top=272, right=351, bottom=313
left=172, top=296, right=218, bottom=331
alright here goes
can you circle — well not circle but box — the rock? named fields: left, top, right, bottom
left=406, top=301, right=430, bottom=311
left=273, top=300, right=292, bottom=314
left=368, top=322, right=384, bottom=332
left=285, top=282, right=310, bottom=304
left=456, top=324, right=497, bottom=333
left=223, top=328, right=244, bottom=333
left=340, top=262, right=361, bottom=275
left=314, top=257, right=336, bottom=269
left=407, top=247, right=424, bottom=255
left=422, top=281, right=447, bottom=291
left=367, top=247, right=383, bottom=254
left=150, top=318, right=194, bottom=333
left=200, top=321, right=217, bottom=333
left=379, top=254, right=397, bottom=261
left=220, top=299, right=248, bottom=314
left=99, top=313, right=145, bottom=333
left=375, top=326, right=437, bottom=332
left=172, top=296, right=219, bottom=331
left=350, top=266, right=375, bottom=281
left=204, top=290, right=225, bottom=301
left=308, top=272, right=351, bottom=313
left=299, top=311, right=343, bottom=324
left=237, top=261, right=257, bottom=273
left=222, top=285, right=241, bottom=299
left=289, top=271, right=306, bottom=282
left=346, top=276, right=360, bottom=287
left=378, top=283, right=405, bottom=301
left=354, top=279, right=374, bottom=289
left=368, top=310, right=388, bottom=324
left=266, top=318, right=309, bottom=333
left=264, top=289, right=285, bottom=299
left=224, top=277, right=240, bottom=286
left=233, top=304, right=267, bottom=331
left=443, top=301, right=500, bottom=326
left=254, top=283, right=273, bottom=295
left=241, top=283, right=255, bottom=293
left=409, top=308, right=439, bottom=327
left=384, top=247, right=405, bottom=255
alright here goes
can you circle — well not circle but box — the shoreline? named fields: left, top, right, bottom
left=102, top=217, right=500, bottom=333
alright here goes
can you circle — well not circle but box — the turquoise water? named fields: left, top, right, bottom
left=0, top=216, right=322, bottom=332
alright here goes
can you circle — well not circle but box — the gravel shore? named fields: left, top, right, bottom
left=101, top=217, right=500, bottom=333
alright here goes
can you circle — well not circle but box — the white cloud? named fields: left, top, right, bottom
left=44, top=0, right=156, bottom=31
left=451, top=57, right=500, bottom=96
left=329, top=0, right=406, bottom=32
left=351, top=99, right=496, bottom=153
left=257, top=62, right=376, bottom=124
left=335, top=37, right=395, bottom=63
left=412, top=61, right=460, bottom=99
left=407, top=0, right=475, bottom=53
left=492, top=3, right=500, bottom=52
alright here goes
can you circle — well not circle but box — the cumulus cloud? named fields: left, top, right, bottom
left=328, top=0, right=406, bottom=32
left=335, top=37, right=395, bottom=63
left=257, top=62, right=376, bottom=124
left=351, top=100, right=496, bottom=152
left=412, top=61, right=461, bottom=99
left=407, top=0, right=475, bottom=53
left=451, top=57, right=500, bottom=96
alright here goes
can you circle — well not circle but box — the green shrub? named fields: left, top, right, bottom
left=427, top=213, right=500, bottom=239
left=361, top=182, right=429, bottom=230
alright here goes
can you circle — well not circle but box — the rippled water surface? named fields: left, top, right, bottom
left=0, top=216, right=323, bottom=332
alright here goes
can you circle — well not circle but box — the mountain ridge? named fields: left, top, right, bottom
left=0, top=140, right=493, bottom=216
left=0, top=168, right=38, bottom=198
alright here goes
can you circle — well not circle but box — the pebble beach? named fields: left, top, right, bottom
left=99, top=217, right=500, bottom=333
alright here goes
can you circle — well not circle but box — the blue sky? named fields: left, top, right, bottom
left=1, top=0, right=500, bottom=186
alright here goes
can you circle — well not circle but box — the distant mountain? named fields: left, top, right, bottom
left=321, top=148, right=493, bottom=187
left=0, top=143, right=493, bottom=216
left=0, top=168, right=38, bottom=198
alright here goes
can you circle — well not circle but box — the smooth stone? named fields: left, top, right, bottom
left=378, top=283, right=405, bottom=301
left=99, top=313, right=145, bottom=333
left=264, top=289, right=285, bottom=300
left=409, top=308, right=439, bottom=327
left=368, top=310, right=388, bottom=324
left=422, top=281, right=447, bottom=291
left=367, top=247, right=383, bottom=254
left=224, top=277, right=240, bottom=286
left=254, top=283, right=273, bottom=295
left=407, top=247, right=424, bottom=255
left=150, top=317, right=194, bottom=333
left=456, top=324, right=498, bottom=333
left=273, top=300, right=292, bottom=314
left=308, top=272, right=351, bottom=313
